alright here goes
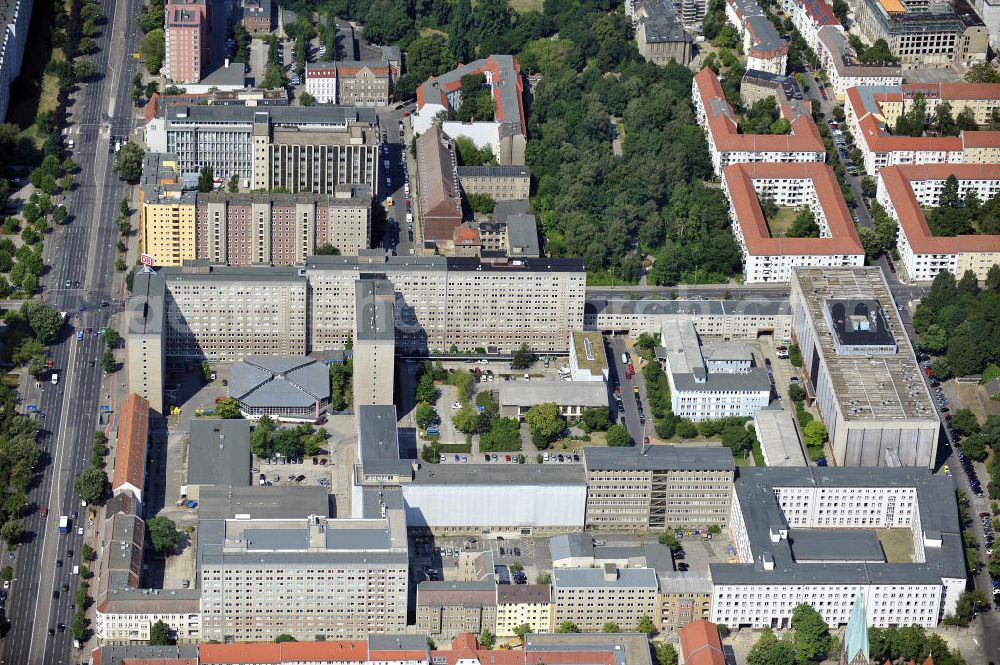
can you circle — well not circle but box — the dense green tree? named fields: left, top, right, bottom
left=149, top=620, right=173, bottom=645
left=113, top=143, right=145, bottom=182
left=965, top=61, right=1000, bottom=83
left=747, top=629, right=796, bottom=665
left=606, top=423, right=631, bottom=447
left=215, top=398, right=242, bottom=419
left=787, top=208, right=820, bottom=238
left=525, top=403, right=566, bottom=445
left=556, top=621, right=579, bottom=633
left=416, top=404, right=438, bottom=429
left=803, top=420, right=828, bottom=448
left=480, top=629, right=495, bottom=649
left=511, top=343, right=536, bottom=369
left=140, top=29, right=165, bottom=73
left=791, top=603, right=831, bottom=663
left=580, top=407, right=611, bottom=432
left=146, top=516, right=181, bottom=554
left=859, top=39, right=898, bottom=64
left=74, top=467, right=110, bottom=504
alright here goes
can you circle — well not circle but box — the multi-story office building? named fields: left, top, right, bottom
left=658, top=319, right=771, bottom=420
left=585, top=298, right=793, bottom=342
left=415, top=580, right=498, bottom=638
left=816, top=27, right=902, bottom=101
left=352, top=277, right=396, bottom=406
left=789, top=267, right=939, bottom=467
left=712, top=467, right=966, bottom=629
left=128, top=265, right=308, bottom=364
left=413, top=55, right=527, bottom=166
left=725, top=0, right=789, bottom=74
left=198, top=511, right=409, bottom=641
left=0, top=0, right=35, bottom=122
left=552, top=565, right=659, bottom=632
left=583, top=446, right=735, bottom=531
left=844, top=82, right=1000, bottom=174
left=496, top=585, right=554, bottom=636
left=95, top=589, right=202, bottom=644
left=854, top=0, right=987, bottom=67
left=144, top=105, right=379, bottom=192
left=877, top=164, right=1000, bottom=281
left=126, top=255, right=585, bottom=366
left=165, top=0, right=209, bottom=83
left=722, top=162, right=865, bottom=283
left=140, top=163, right=372, bottom=266
left=692, top=68, right=825, bottom=175
left=306, top=254, right=586, bottom=354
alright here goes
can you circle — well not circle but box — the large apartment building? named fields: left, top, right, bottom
left=713, top=467, right=965, bottom=629
left=583, top=446, right=735, bottom=531
left=144, top=105, right=380, bottom=193
left=789, top=267, right=939, bottom=468
left=722, top=162, right=865, bottom=283
left=0, top=0, right=35, bottom=122
left=854, top=0, right=987, bottom=68
left=692, top=68, right=825, bottom=175
left=877, top=163, right=1000, bottom=281
left=305, top=59, right=395, bottom=106
left=552, top=566, right=659, bottom=632
left=140, top=179, right=372, bottom=266
left=165, top=0, right=210, bottom=83
left=198, top=511, right=409, bottom=641
left=845, top=82, right=1000, bottom=174
left=125, top=255, right=586, bottom=373
left=816, top=27, right=902, bottom=101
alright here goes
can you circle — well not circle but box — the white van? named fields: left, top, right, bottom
left=72, top=565, right=79, bottom=575
left=51, top=373, right=59, bottom=385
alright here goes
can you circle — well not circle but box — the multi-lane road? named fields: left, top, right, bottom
left=1, top=0, right=141, bottom=662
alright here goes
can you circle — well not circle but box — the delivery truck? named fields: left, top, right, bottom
left=58, top=516, right=69, bottom=534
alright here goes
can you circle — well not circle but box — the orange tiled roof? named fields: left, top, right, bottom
left=723, top=162, right=864, bottom=257
left=112, top=394, right=149, bottom=495
left=878, top=163, right=1000, bottom=255
left=679, top=620, right=726, bottom=665
left=694, top=68, right=824, bottom=156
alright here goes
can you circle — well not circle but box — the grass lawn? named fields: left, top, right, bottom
left=765, top=207, right=798, bottom=238
left=7, top=0, right=61, bottom=149
left=508, top=0, right=545, bottom=11
left=876, top=528, right=915, bottom=563
left=418, top=27, right=450, bottom=39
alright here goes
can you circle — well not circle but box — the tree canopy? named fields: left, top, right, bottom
left=146, top=515, right=181, bottom=554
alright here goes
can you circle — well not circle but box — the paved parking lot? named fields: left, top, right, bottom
left=411, top=535, right=552, bottom=584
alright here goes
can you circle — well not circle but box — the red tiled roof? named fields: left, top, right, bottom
left=848, top=85, right=1000, bottom=155
left=432, top=634, right=616, bottom=665
left=112, top=394, right=149, bottom=495
left=694, top=68, right=824, bottom=156
left=122, top=659, right=197, bottom=665
left=723, top=162, right=864, bottom=257
left=200, top=643, right=282, bottom=664
left=878, top=164, right=1000, bottom=255
left=454, top=225, right=482, bottom=244
left=679, top=620, right=726, bottom=665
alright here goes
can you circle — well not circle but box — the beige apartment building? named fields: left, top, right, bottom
left=415, top=580, right=498, bottom=638
left=657, top=572, right=713, bottom=628
left=133, top=265, right=308, bottom=363
left=496, top=585, right=554, bottom=636
left=305, top=255, right=586, bottom=354
left=552, top=565, right=659, bottom=632
left=141, top=182, right=372, bottom=267
left=583, top=446, right=735, bottom=531
left=95, top=590, right=202, bottom=644
left=457, top=165, right=531, bottom=201
left=198, top=511, right=409, bottom=642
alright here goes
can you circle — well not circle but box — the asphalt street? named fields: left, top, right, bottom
left=0, top=0, right=140, bottom=662
left=376, top=104, right=417, bottom=256
left=607, top=336, right=649, bottom=445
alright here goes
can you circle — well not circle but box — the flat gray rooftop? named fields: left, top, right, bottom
left=552, top=566, right=658, bottom=589
left=584, top=445, right=735, bottom=472
left=197, top=485, right=330, bottom=520
left=792, top=268, right=936, bottom=423
left=787, top=529, right=885, bottom=562
left=186, top=419, right=252, bottom=487
left=498, top=380, right=608, bottom=408
left=355, top=277, right=395, bottom=342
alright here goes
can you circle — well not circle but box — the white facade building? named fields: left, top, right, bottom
left=816, top=26, right=902, bottom=101
left=304, top=62, right=338, bottom=103
left=659, top=319, right=770, bottom=421
left=712, top=467, right=966, bottom=630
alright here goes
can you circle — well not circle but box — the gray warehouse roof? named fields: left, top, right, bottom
left=229, top=356, right=331, bottom=409
left=186, top=419, right=252, bottom=488
left=456, top=165, right=530, bottom=178
left=197, top=485, right=330, bottom=520
left=161, top=104, right=378, bottom=127
left=584, top=445, right=735, bottom=472
left=549, top=533, right=595, bottom=561
left=93, top=645, right=200, bottom=665
left=753, top=408, right=806, bottom=467
left=787, top=529, right=886, bottom=562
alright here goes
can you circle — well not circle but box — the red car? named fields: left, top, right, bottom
left=924, top=366, right=933, bottom=377
left=40, top=505, right=48, bottom=518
